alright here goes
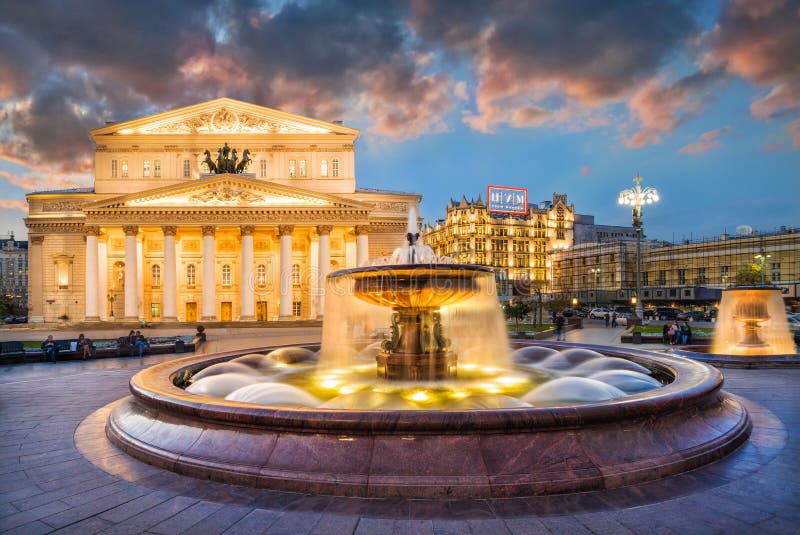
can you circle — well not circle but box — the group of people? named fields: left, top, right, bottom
left=663, top=321, right=692, bottom=345
left=42, top=330, right=149, bottom=362
left=41, top=333, right=93, bottom=362
left=603, top=311, right=620, bottom=328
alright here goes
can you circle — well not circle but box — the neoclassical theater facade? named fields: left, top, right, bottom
left=25, top=98, right=419, bottom=323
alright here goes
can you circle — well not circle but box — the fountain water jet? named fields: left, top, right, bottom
left=712, top=286, right=795, bottom=355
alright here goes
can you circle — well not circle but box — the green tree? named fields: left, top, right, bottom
left=0, top=295, right=12, bottom=318
left=503, top=300, right=532, bottom=327
left=544, top=298, right=571, bottom=320
left=735, top=262, right=768, bottom=285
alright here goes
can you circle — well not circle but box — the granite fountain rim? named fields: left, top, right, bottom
left=126, top=341, right=724, bottom=435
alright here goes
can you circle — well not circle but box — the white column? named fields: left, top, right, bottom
left=201, top=225, right=216, bottom=320
left=240, top=225, right=255, bottom=321
left=137, top=238, right=144, bottom=318
left=317, top=225, right=332, bottom=318
left=84, top=226, right=100, bottom=321
left=279, top=225, right=294, bottom=320
left=97, top=239, right=108, bottom=320
left=162, top=226, right=178, bottom=321
left=356, top=225, right=369, bottom=267
left=28, top=236, right=45, bottom=323
left=123, top=225, right=139, bottom=319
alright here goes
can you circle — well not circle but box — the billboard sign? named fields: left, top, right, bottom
left=488, top=186, right=528, bottom=215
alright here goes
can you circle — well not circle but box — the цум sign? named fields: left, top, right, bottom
left=487, top=186, right=528, bottom=215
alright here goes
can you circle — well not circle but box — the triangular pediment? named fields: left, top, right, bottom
left=90, top=97, right=358, bottom=137
left=83, top=175, right=371, bottom=210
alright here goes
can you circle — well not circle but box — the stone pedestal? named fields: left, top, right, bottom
left=376, top=309, right=456, bottom=381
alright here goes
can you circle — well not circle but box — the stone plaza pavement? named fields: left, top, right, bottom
left=1, top=325, right=799, bottom=534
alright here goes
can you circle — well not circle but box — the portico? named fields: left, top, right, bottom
left=25, top=98, right=418, bottom=323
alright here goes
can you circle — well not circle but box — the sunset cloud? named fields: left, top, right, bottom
left=679, top=127, right=731, bottom=154
left=0, top=199, right=28, bottom=212
left=580, top=166, right=591, bottom=176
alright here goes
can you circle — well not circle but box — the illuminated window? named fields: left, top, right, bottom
left=121, top=159, right=129, bottom=178
left=187, top=264, right=196, bottom=287
left=150, top=303, right=161, bottom=318
left=256, top=263, right=267, bottom=287
left=332, top=158, right=339, bottom=177
left=292, top=263, right=301, bottom=286
left=154, top=159, right=161, bottom=177
left=143, top=160, right=151, bottom=177
left=320, top=159, right=328, bottom=177
left=183, top=159, right=191, bottom=178
left=299, top=159, right=307, bottom=177
left=292, top=301, right=301, bottom=317
left=260, top=159, right=267, bottom=178
left=151, top=264, right=161, bottom=287
left=288, top=159, right=296, bottom=177
left=222, top=264, right=232, bottom=286
left=111, top=159, right=118, bottom=178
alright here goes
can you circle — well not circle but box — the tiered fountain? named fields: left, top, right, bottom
left=673, top=286, right=799, bottom=367
left=107, top=210, right=750, bottom=498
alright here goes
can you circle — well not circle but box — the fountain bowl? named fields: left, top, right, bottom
left=107, top=341, right=750, bottom=499
left=334, top=264, right=491, bottom=309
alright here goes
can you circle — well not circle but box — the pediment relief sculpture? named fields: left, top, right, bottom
left=140, top=107, right=330, bottom=135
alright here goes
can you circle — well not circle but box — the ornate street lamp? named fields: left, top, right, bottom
left=618, top=173, right=659, bottom=320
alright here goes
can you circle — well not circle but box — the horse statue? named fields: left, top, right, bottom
left=216, top=148, right=224, bottom=174
left=230, top=148, right=239, bottom=174
left=202, top=149, right=217, bottom=174
left=236, top=149, right=252, bottom=174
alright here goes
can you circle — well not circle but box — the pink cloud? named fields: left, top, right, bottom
left=580, top=166, right=591, bottom=176
left=679, top=127, right=731, bottom=154
left=0, top=199, right=28, bottom=212
left=762, top=143, right=782, bottom=152
left=751, top=84, right=800, bottom=120
left=789, top=119, right=800, bottom=149
left=626, top=77, right=712, bottom=148
left=0, top=169, right=89, bottom=191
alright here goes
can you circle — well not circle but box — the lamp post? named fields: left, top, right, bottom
left=618, top=173, right=659, bottom=320
left=589, top=267, right=601, bottom=307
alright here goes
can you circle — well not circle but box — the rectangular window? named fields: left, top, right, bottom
left=658, top=270, right=666, bottom=285
left=121, top=159, right=129, bottom=178
left=288, top=159, right=296, bottom=178
left=320, top=159, right=328, bottom=177
left=150, top=303, right=161, bottom=319
left=111, top=159, right=118, bottom=178
left=183, top=159, right=191, bottom=178
left=292, top=301, right=302, bottom=317
left=299, top=159, right=307, bottom=177
left=642, top=272, right=649, bottom=286
left=154, top=159, right=161, bottom=178
left=260, top=159, right=267, bottom=178
left=697, top=267, right=706, bottom=284
left=332, top=158, right=339, bottom=177
left=143, top=160, right=151, bottom=177
left=678, top=269, right=686, bottom=285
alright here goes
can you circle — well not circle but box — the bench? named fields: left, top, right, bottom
left=0, top=341, right=26, bottom=364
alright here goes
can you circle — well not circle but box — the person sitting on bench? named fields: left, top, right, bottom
left=77, top=334, right=93, bottom=360
left=134, top=330, right=148, bottom=357
left=42, top=335, right=58, bottom=363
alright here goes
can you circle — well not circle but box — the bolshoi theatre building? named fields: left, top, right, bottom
left=25, top=98, right=419, bottom=323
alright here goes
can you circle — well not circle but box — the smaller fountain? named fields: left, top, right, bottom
left=674, top=286, right=799, bottom=367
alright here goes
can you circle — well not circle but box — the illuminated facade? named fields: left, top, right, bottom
left=25, top=98, right=419, bottom=323
left=550, top=228, right=800, bottom=305
left=422, top=194, right=574, bottom=296
left=0, top=233, right=28, bottom=311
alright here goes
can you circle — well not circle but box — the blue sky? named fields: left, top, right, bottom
left=0, top=0, right=798, bottom=241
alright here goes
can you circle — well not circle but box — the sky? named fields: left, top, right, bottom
left=0, top=0, right=798, bottom=242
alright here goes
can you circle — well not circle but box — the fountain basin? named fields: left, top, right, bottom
left=107, top=342, right=750, bottom=499
left=672, top=346, right=800, bottom=368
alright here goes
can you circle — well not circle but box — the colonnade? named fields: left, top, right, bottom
left=82, top=223, right=370, bottom=321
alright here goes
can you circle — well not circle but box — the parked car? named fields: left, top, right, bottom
left=788, top=315, right=800, bottom=344
left=3, top=316, right=27, bottom=324
left=615, top=312, right=633, bottom=326
left=614, top=306, right=634, bottom=315
left=704, top=308, right=718, bottom=321
left=588, top=307, right=611, bottom=319
left=561, top=308, right=583, bottom=318
left=678, top=310, right=706, bottom=322
left=655, top=307, right=682, bottom=320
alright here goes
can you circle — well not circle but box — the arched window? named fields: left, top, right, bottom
left=222, top=264, right=232, bottom=286
left=256, top=264, right=267, bottom=287
left=292, top=263, right=301, bottom=286
left=320, top=159, right=328, bottom=177
left=187, top=264, right=196, bottom=287
left=331, top=158, right=339, bottom=177
left=151, top=264, right=161, bottom=287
